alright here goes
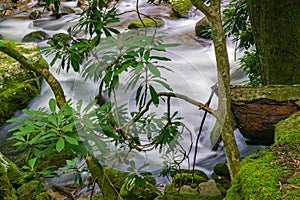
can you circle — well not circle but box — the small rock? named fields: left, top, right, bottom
left=22, top=31, right=50, bottom=42
left=198, top=179, right=222, bottom=196
left=29, top=10, right=41, bottom=19
left=180, top=185, right=198, bottom=194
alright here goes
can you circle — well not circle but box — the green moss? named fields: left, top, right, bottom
left=158, top=192, right=223, bottom=200
left=0, top=162, right=18, bottom=200
left=225, top=149, right=283, bottom=200
left=275, top=111, right=300, bottom=145
left=0, top=40, right=44, bottom=126
left=17, top=180, right=49, bottom=200
left=173, top=173, right=207, bottom=188
left=169, top=0, right=192, bottom=18
left=128, top=17, right=164, bottom=29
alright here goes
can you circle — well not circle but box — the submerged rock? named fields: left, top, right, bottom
left=0, top=41, right=44, bottom=126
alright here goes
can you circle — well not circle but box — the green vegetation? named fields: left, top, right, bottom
left=0, top=41, right=42, bottom=126
left=0, top=0, right=299, bottom=199
left=225, top=111, right=300, bottom=199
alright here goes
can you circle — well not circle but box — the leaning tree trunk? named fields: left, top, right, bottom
left=247, top=0, right=300, bottom=85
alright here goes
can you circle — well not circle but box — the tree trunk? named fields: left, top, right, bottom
left=247, top=0, right=300, bottom=85
left=190, top=0, right=240, bottom=182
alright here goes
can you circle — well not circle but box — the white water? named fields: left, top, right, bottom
left=0, top=0, right=262, bottom=181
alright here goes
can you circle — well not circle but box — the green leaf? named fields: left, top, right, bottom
left=153, top=79, right=173, bottom=91
left=149, top=85, right=159, bottom=106
left=28, top=158, right=37, bottom=169
left=146, top=62, right=160, bottom=76
left=61, top=123, right=74, bottom=132
left=144, top=50, right=150, bottom=61
left=149, top=56, right=171, bottom=61
left=49, top=98, right=57, bottom=113
left=56, top=138, right=65, bottom=152
left=64, top=135, right=79, bottom=145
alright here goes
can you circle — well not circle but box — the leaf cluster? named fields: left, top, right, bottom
left=223, top=0, right=254, bottom=49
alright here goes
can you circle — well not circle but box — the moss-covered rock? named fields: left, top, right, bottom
left=17, top=180, right=51, bottom=200
left=225, top=111, right=300, bottom=199
left=169, top=0, right=192, bottom=18
left=128, top=17, right=164, bottom=29
left=163, top=170, right=223, bottom=200
left=212, top=162, right=231, bottom=196
left=0, top=40, right=43, bottom=126
left=275, top=111, right=300, bottom=145
left=195, top=17, right=212, bottom=39
left=29, top=10, right=41, bottom=19
left=0, top=152, right=22, bottom=200
left=105, top=167, right=160, bottom=200
left=22, top=31, right=50, bottom=43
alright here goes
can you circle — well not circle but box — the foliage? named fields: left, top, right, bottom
left=42, top=0, right=120, bottom=73
left=223, top=0, right=254, bottom=50
left=238, top=50, right=261, bottom=85
left=222, top=0, right=261, bottom=86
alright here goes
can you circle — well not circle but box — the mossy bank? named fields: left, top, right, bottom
left=0, top=40, right=44, bottom=126
left=225, top=111, right=300, bottom=199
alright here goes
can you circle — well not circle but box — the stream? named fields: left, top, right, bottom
left=0, top=0, right=262, bottom=185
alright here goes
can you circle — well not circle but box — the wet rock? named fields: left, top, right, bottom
left=128, top=17, right=164, bottom=29
left=0, top=34, right=3, bottom=39
left=22, top=30, right=50, bottom=42
left=169, top=0, right=192, bottom=18
left=0, top=41, right=44, bottom=126
left=29, top=10, right=41, bottom=19
left=195, top=17, right=212, bottom=39
left=60, top=5, right=76, bottom=15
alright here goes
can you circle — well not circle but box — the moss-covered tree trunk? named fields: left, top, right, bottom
left=247, top=0, right=300, bottom=85
left=191, top=0, right=240, bottom=182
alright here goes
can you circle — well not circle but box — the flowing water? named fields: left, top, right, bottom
left=0, top=0, right=262, bottom=183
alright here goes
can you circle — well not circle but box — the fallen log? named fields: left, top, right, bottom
left=230, top=85, right=300, bottom=145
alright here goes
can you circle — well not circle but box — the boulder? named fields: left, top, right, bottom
left=22, top=31, right=50, bottom=43
left=195, top=17, right=212, bottom=39
left=0, top=41, right=44, bottom=126
left=128, top=17, right=164, bottom=29
left=225, top=111, right=300, bottom=199
left=230, top=85, right=300, bottom=145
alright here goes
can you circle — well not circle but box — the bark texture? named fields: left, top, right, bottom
left=231, top=85, right=300, bottom=145
left=247, top=0, right=300, bottom=85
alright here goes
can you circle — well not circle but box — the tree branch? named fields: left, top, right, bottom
left=190, top=0, right=211, bottom=18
